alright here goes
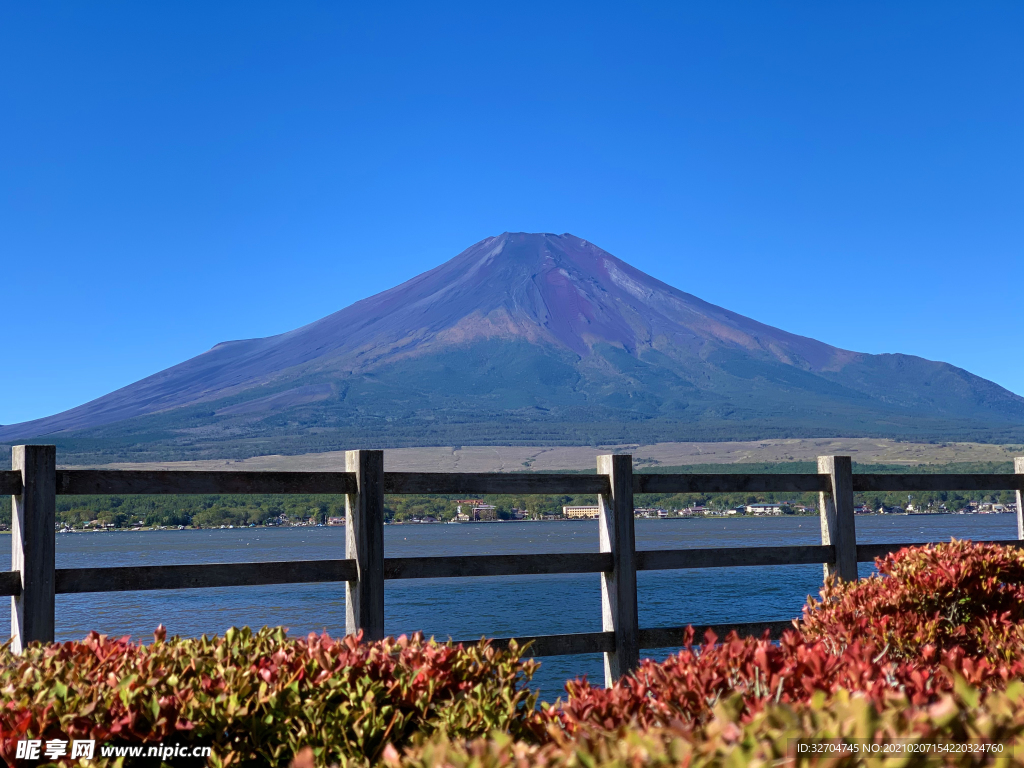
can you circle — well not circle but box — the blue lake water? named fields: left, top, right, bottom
left=2, top=514, right=1017, bottom=698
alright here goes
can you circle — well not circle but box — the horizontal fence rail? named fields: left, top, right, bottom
left=55, top=470, right=359, bottom=496
left=54, top=559, right=359, bottom=594
left=636, top=544, right=833, bottom=570
left=383, top=552, right=612, bottom=580
left=0, top=470, right=21, bottom=496
left=4, top=540, right=1020, bottom=599
left=463, top=621, right=797, bottom=657
left=635, top=473, right=830, bottom=494
left=21, top=469, right=1024, bottom=497
left=6, top=446, right=1024, bottom=683
left=850, top=474, right=1024, bottom=493
left=855, top=539, right=1024, bottom=562
left=384, top=472, right=609, bottom=495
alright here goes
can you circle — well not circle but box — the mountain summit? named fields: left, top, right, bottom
left=3, top=233, right=1023, bottom=461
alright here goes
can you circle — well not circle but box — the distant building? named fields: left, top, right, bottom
left=878, top=505, right=904, bottom=514
left=634, top=507, right=661, bottom=518
left=471, top=504, right=498, bottom=521
left=327, top=517, right=345, bottom=525
left=563, top=505, right=600, bottom=519
left=456, top=503, right=497, bottom=521
left=745, top=503, right=785, bottom=516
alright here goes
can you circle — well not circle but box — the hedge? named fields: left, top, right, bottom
left=4, top=539, right=1024, bottom=767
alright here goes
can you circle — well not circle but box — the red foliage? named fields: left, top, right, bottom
left=558, top=540, right=1024, bottom=733
left=556, top=628, right=1008, bottom=732
left=801, top=539, right=1024, bottom=662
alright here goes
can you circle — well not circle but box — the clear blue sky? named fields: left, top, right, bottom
left=2, top=2, right=1022, bottom=426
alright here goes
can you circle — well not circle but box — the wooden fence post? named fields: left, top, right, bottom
left=1015, top=457, right=1024, bottom=541
left=598, top=454, right=639, bottom=685
left=817, top=455, right=857, bottom=582
left=346, top=450, right=385, bottom=641
left=11, top=445, right=56, bottom=653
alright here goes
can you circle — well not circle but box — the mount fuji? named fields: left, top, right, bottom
left=3, top=233, right=1023, bottom=462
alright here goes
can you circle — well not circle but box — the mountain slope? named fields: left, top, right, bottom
left=3, top=233, right=1023, bottom=461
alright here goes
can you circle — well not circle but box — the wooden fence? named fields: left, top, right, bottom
left=4, top=445, right=1024, bottom=685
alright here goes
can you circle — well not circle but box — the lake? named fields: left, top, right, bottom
left=2, top=514, right=1017, bottom=698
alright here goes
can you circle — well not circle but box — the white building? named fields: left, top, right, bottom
left=745, top=503, right=785, bottom=516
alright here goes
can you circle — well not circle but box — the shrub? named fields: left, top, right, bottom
left=0, top=628, right=542, bottom=767
left=394, top=681, right=1024, bottom=768
left=801, top=539, right=1024, bottom=663
left=557, top=541, right=1024, bottom=734
left=6, top=540, right=1024, bottom=767
left=553, top=625, right=1024, bottom=734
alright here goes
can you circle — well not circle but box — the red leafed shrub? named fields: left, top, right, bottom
left=801, top=539, right=1024, bottom=662
left=554, top=627, right=1017, bottom=732
left=557, top=541, right=1024, bottom=733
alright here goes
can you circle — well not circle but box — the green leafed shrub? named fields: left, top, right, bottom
left=394, top=682, right=1024, bottom=768
left=0, top=628, right=543, bottom=767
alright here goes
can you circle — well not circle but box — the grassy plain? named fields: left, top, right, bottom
left=71, top=437, right=1024, bottom=473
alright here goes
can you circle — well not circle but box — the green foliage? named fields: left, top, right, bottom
left=0, top=629, right=542, bottom=768
left=395, top=684, right=1024, bottom=768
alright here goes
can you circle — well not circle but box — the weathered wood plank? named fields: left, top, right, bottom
left=384, top=472, right=609, bottom=495
left=463, top=631, right=615, bottom=656
left=599, top=454, right=639, bottom=684
left=41, top=545, right=835, bottom=597
left=0, top=571, right=22, bottom=597
left=34, top=537, right=1024, bottom=597
left=1016, top=458, right=1024, bottom=540
left=11, top=445, right=56, bottom=652
left=456, top=621, right=797, bottom=658
left=638, top=620, right=795, bottom=648
left=347, top=450, right=385, bottom=641
left=637, top=545, right=833, bottom=571
left=47, top=469, right=1024, bottom=497
left=51, top=468, right=1024, bottom=498
left=0, top=470, right=23, bottom=496
left=635, top=473, right=829, bottom=494
left=851, top=474, right=1024, bottom=492
left=55, top=559, right=358, bottom=593
left=819, top=456, right=857, bottom=582
left=856, top=539, right=1024, bottom=563
left=56, top=470, right=357, bottom=495
left=384, top=552, right=612, bottom=580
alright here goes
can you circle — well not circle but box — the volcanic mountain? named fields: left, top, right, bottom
left=3, top=232, right=1023, bottom=462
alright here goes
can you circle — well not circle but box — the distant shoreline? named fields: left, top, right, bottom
left=2, top=508, right=1014, bottom=537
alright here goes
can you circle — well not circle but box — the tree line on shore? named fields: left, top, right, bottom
left=0, top=460, right=1016, bottom=530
